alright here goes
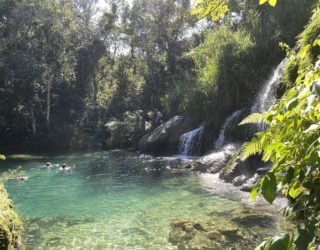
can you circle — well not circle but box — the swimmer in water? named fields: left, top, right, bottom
left=15, top=176, right=29, bottom=181
left=59, top=163, right=71, bottom=171
left=45, top=162, right=52, bottom=168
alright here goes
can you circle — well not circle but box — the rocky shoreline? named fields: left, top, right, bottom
left=139, top=143, right=269, bottom=193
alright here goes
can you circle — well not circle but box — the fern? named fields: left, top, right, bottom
left=239, top=113, right=265, bottom=126
left=240, top=137, right=263, bottom=160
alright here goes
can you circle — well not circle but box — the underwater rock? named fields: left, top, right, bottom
left=231, top=209, right=275, bottom=228
left=168, top=208, right=279, bottom=250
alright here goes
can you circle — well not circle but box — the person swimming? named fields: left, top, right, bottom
left=59, top=163, right=71, bottom=171
left=45, top=162, right=52, bottom=168
left=14, top=176, right=29, bottom=181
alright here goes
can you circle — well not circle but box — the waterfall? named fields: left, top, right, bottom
left=214, top=110, right=243, bottom=150
left=213, top=59, right=287, bottom=150
left=251, top=59, right=287, bottom=113
left=179, top=125, right=204, bottom=155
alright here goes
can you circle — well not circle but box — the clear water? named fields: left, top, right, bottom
left=0, top=151, right=286, bottom=249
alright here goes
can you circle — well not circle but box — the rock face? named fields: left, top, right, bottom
left=138, top=116, right=193, bottom=154
left=219, top=154, right=270, bottom=190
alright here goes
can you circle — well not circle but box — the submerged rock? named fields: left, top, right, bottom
left=231, top=209, right=275, bottom=228
left=139, top=116, right=193, bottom=154
left=168, top=208, right=279, bottom=250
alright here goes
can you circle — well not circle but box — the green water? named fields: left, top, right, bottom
left=0, top=151, right=286, bottom=249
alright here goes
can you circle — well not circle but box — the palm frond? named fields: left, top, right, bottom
left=240, top=137, right=263, bottom=160
left=239, top=113, right=265, bottom=125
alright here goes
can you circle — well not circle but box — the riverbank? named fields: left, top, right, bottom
left=0, top=183, right=24, bottom=250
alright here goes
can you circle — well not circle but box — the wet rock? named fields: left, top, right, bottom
left=219, top=153, right=267, bottom=187
left=219, top=156, right=249, bottom=182
left=139, top=116, right=193, bottom=154
left=189, top=162, right=208, bottom=172
left=232, top=175, right=249, bottom=187
left=186, top=144, right=239, bottom=174
left=240, top=173, right=261, bottom=192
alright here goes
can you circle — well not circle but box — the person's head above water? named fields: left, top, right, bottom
left=15, top=176, right=28, bottom=181
left=62, top=164, right=67, bottom=169
left=46, top=162, right=52, bottom=167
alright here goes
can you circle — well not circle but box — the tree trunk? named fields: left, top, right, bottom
left=46, top=80, right=51, bottom=129
left=31, top=105, right=37, bottom=135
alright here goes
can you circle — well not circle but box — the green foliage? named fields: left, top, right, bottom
left=191, top=0, right=228, bottom=21
left=255, top=233, right=293, bottom=250
left=0, top=183, right=24, bottom=250
left=259, top=0, right=277, bottom=7
left=239, top=113, right=265, bottom=125
left=240, top=137, right=263, bottom=160
left=190, top=26, right=253, bottom=92
left=241, top=7, right=320, bottom=249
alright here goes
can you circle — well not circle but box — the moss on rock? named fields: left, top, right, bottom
left=0, top=183, right=24, bottom=250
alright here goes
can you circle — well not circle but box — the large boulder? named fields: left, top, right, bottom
left=138, top=116, right=193, bottom=154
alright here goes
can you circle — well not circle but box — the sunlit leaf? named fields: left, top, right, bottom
left=289, top=181, right=304, bottom=199
left=268, top=0, right=277, bottom=7
left=250, top=185, right=259, bottom=200
left=239, top=113, right=265, bottom=125
left=269, top=233, right=291, bottom=250
left=261, top=172, right=277, bottom=204
left=303, top=123, right=320, bottom=134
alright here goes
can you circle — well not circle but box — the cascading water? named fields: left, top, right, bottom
left=251, top=59, right=287, bottom=113
left=213, top=59, right=287, bottom=150
left=179, top=125, right=204, bottom=155
left=214, top=110, right=243, bottom=150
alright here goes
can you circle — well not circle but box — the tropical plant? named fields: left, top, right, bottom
left=240, top=7, right=320, bottom=249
